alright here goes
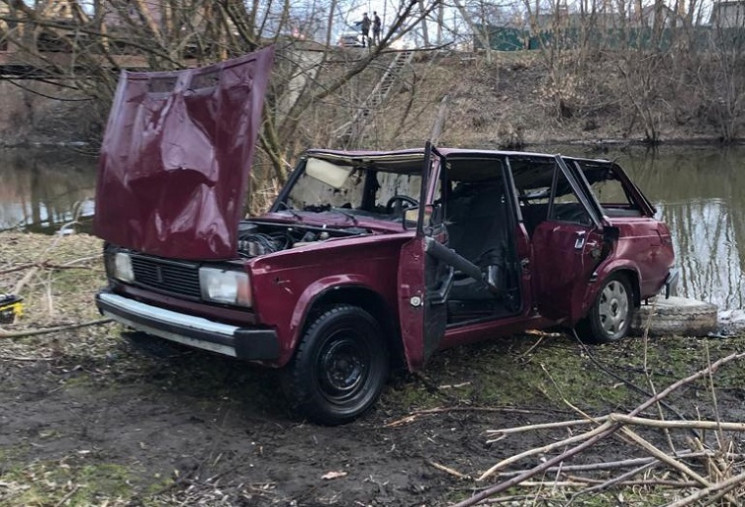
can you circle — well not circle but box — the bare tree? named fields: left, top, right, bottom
left=701, top=15, right=745, bottom=142
left=0, top=0, right=430, bottom=187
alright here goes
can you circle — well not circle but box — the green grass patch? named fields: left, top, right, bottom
left=382, top=333, right=745, bottom=416
left=0, top=459, right=135, bottom=507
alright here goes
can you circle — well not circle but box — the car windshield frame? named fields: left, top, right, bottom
left=271, top=153, right=428, bottom=223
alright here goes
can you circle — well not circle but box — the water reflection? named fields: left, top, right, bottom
left=0, top=149, right=97, bottom=234
left=1, top=145, right=743, bottom=310
left=599, top=146, right=745, bottom=310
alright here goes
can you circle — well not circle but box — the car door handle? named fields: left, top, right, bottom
left=574, top=231, right=586, bottom=249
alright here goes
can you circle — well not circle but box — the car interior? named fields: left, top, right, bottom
left=441, top=157, right=522, bottom=324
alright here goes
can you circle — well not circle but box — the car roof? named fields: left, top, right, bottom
left=303, top=147, right=614, bottom=165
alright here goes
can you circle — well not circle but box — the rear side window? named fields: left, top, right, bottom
left=550, top=168, right=592, bottom=225
left=574, top=161, right=641, bottom=217
left=510, top=157, right=591, bottom=230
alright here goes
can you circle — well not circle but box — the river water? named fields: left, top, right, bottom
left=1, top=145, right=743, bottom=310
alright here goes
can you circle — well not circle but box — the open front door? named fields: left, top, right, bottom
left=397, top=143, right=449, bottom=371
left=532, top=156, right=606, bottom=323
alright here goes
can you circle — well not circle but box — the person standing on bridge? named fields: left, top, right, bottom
left=372, top=12, right=382, bottom=46
left=360, top=12, right=371, bottom=48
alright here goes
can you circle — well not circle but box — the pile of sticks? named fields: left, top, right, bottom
left=452, top=352, right=745, bottom=506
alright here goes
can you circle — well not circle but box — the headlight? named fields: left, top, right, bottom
left=199, top=267, right=252, bottom=307
left=113, top=252, right=134, bottom=282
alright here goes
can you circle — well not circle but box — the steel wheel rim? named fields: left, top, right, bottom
left=318, top=331, right=371, bottom=403
left=598, top=280, right=629, bottom=338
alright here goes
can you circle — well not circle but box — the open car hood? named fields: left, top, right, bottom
left=93, top=47, right=274, bottom=260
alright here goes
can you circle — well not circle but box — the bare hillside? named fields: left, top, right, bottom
left=1, top=48, right=742, bottom=152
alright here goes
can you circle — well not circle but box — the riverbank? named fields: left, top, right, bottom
left=2, top=49, right=744, bottom=152
left=315, top=49, right=745, bottom=153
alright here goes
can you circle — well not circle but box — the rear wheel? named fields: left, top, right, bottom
left=285, top=305, right=389, bottom=425
left=576, top=274, right=634, bottom=344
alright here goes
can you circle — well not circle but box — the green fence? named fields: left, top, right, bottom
left=475, top=24, right=745, bottom=52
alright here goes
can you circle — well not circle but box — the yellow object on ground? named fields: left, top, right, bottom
left=0, top=294, right=23, bottom=324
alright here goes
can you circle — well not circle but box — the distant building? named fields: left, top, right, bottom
left=710, top=1, right=745, bottom=27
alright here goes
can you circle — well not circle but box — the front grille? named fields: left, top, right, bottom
left=130, top=255, right=201, bottom=299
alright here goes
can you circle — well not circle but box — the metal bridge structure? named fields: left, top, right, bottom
left=0, top=40, right=152, bottom=80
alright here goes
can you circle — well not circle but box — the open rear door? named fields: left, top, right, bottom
left=397, top=143, right=449, bottom=371
left=532, top=156, right=606, bottom=323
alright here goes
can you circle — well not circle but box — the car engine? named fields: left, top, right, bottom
left=237, top=221, right=367, bottom=258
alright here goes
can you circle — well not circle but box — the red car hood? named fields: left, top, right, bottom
left=93, top=47, right=274, bottom=260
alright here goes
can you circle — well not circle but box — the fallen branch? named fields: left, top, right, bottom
left=0, top=355, right=55, bottom=362
left=495, top=450, right=732, bottom=477
left=512, top=480, right=586, bottom=488
left=663, top=470, right=745, bottom=507
left=384, top=406, right=568, bottom=428
left=428, top=461, right=471, bottom=480
left=451, top=352, right=745, bottom=507
left=0, top=257, right=101, bottom=276
left=516, top=334, right=546, bottom=359
left=1, top=318, right=113, bottom=339
left=618, top=425, right=740, bottom=505
left=568, top=461, right=657, bottom=503
left=497, top=455, right=669, bottom=475
left=567, top=474, right=698, bottom=488
left=13, top=266, right=39, bottom=294
left=477, top=421, right=614, bottom=481
left=0, top=262, right=36, bottom=275
left=609, top=414, right=745, bottom=432
left=53, top=484, right=80, bottom=507
left=486, top=417, right=609, bottom=443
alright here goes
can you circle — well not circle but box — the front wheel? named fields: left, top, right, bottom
left=285, top=305, right=389, bottom=425
left=576, top=274, right=634, bottom=344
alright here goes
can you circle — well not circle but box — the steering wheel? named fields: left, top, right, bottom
left=385, top=195, right=419, bottom=214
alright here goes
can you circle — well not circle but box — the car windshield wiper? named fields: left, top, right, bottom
left=276, top=202, right=303, bottom=221
left=332, top=208, right=359, bottom=226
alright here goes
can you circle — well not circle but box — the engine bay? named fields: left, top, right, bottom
left=237, top=220, right=369, bottom=258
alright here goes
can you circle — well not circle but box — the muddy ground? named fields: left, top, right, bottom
left=2, top=233, right=745, bottom=506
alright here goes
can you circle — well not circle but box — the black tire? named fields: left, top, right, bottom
left=285, top=305, right=389, bottom=425
left=576, top=273, right=634, bottom=344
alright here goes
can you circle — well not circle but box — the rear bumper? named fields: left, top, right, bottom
left=96, top=290, right=280, bottom=361
left=664, top=268, right=680, bottom=298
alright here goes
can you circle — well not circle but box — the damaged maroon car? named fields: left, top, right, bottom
left=94, top=48, right=677, bottom=424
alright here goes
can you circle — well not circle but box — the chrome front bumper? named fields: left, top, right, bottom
left=96, top=290, right=279, bottom=360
